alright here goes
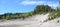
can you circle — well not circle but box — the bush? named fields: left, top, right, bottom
left=47, top=10, right=60, bottom=21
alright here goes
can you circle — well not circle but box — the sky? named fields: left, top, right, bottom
left=0, top=0, right=59, bottom=14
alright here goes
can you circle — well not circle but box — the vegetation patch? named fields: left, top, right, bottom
left=0, top=5, right=59, bottom=20
left=48, top=11, right=60, bottom=20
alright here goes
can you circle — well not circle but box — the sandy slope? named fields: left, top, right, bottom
left=0, top=13, right=60, bottom=27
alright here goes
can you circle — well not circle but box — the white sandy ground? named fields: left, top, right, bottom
left=0, top=13, right=60, bottom=27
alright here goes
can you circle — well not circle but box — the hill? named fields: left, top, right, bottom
left=0, top=5, right=55, bottom=20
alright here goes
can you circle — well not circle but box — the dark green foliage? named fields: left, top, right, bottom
left=33, top=5, right=54, bottom=14
left=0, top=13, right=24, bottom=20
left=0, top=12, right=34, bottom=20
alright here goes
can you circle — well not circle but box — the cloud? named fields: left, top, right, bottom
left=20, top=1, right=46, bottom=5
left=18, top=0, right=58, bottom=8
left=48, top=3, right=58, bottom=8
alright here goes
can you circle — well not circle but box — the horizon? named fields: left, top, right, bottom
left=0, top=0, right=59, bottom=14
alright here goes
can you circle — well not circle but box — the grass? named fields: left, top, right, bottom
left=46, top=10, right=60, bottom=21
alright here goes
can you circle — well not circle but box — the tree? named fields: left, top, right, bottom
left=33, top=5, right=53, bottom=14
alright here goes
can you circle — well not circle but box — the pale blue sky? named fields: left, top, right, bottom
left=0, top=0, right=59, bottom=14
